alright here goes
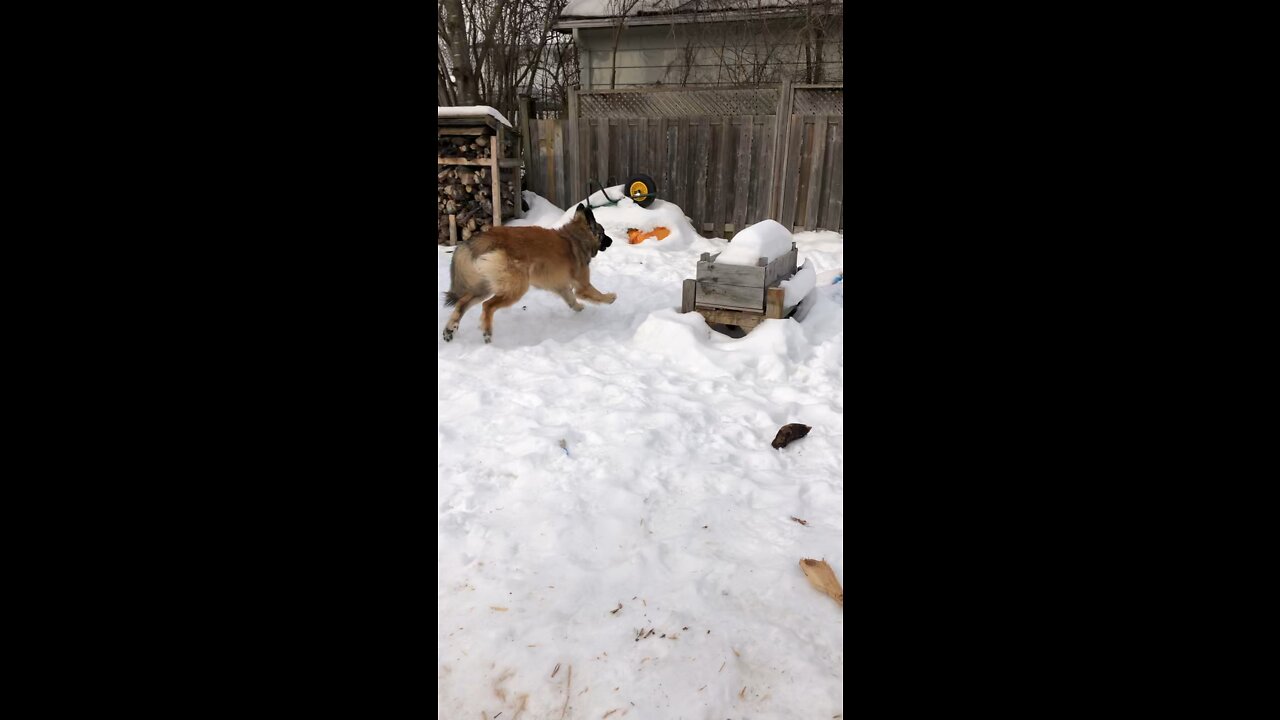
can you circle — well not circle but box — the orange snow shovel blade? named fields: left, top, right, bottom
left=626, top=227, right=671, bottom=244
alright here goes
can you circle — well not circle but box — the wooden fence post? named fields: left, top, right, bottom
left=492, top=126, right=504, bottom=226
left=568, top=87, right=580, bottom=204
left=518, top=94, right=533, bottom=191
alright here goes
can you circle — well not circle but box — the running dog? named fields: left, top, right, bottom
left=442, top=204, right=615, bottom=343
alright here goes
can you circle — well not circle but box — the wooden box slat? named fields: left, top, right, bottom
left=696, top=260, right=765, bottom=287
left=764, top=245, right=799, bottom=287
left=697, top=281, right=764, bottom=311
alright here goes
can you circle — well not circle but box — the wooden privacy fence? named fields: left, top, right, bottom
left=519, top=83, right=843, bottom=236
left=523, top=113, right=569, bottom=209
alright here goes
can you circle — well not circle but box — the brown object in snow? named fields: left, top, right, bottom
left=771, top=423, right=811, bottom=448
left=800, top=558, right=843, bottom=608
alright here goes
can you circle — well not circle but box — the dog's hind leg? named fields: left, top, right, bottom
left=479, top=294, right=521, bottom=343
left=443, top=294, right=480, bottom=342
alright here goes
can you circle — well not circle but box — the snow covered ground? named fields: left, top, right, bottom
left=438, top=188, right=844, bottom=718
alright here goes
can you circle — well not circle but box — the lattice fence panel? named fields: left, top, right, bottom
left=579, top=88, right=780, bottom=118
left=792, top=87, right=843, bottom=115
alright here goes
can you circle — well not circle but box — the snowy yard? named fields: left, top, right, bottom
left=438, top=188, right=844, bottom=718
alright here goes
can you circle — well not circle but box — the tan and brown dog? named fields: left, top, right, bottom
left=442, top=204, right=616, bottom=344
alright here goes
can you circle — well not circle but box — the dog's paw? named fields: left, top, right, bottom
left=572, top=303, right=584, bottom=312
left=443, top=327, right=454, bottom=342
left=602, top=292, right=617, bottom=304
left=483, top=332, right=492, bottom=344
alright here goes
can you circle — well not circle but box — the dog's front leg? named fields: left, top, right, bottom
left=576, top=283, right=617, bottom=304
left=556, top=287, right=584, bottom=312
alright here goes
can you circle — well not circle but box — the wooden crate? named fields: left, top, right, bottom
left=680, top=243, right=801, bottom=332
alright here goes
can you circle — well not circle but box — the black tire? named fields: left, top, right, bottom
left=626, top=173, right=657, bottom=208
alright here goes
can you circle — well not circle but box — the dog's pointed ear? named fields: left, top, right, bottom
left=574, top=203, right=589, bottom=225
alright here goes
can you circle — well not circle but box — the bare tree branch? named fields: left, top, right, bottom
left=440, top=0, right=479, bottom=104
left=608, top=0, right=644, bottom=89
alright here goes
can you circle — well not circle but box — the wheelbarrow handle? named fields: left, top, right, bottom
left=587, top=179, right=621, bottom=207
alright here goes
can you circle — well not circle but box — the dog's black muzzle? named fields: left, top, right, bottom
left=598, top=232, right=612, bottom=252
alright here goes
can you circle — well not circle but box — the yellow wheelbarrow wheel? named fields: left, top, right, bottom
left=626, top=173, right=657, bottom=208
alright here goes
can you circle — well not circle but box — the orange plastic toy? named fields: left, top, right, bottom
left=626, top=226, right=671, bottom=244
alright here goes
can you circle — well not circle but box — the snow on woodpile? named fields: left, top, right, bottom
left=437, top=105, right=513, bottom=128
left=715, top=219, right=794, bottom=265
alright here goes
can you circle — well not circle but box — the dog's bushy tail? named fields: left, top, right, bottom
left=442, top=245, right=488, bottom=307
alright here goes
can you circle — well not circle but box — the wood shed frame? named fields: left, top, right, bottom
left=438, top=114, right=523, bottom=244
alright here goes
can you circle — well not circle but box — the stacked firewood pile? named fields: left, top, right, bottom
left=437, top=134, right=494, bottom=160
left=440, top=127, right=519, bottom=242
left=437, top=165, right=518, bottom=244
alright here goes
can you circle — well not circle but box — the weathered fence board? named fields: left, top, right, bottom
left=658, top=118, right=670, bottom=205
left=635, top=119, right=645, bottom=180
left=710, top=119, right=722, bottom=234
left=805, top=116, right=827, bottom=230
left=554, top=119, right=567, bottom=207
left=623, top=118, right=634, bottom=183
left=714, top=117, right=733, bottom=237
left=527, top=119, right=544, bottom=199
left=820, top=117, right=840, bottom=231
left=793, top=118, right=814, bottom=230
left=615, top=119, right=622, bottom=184
left=675, top=118, right=689, bottom=217
left=692, top=119, right=710, bottom=231
left=819, top=117, right=839, bottom=228
left=751, top=116, right=774, bottom=225
left=568, top=88, right=581, bottom=208
left=596, top=120, right=609, bottom=189
left=779, top=114, right=805, bottom=230
left=732, top=118, right=753, bottom=233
